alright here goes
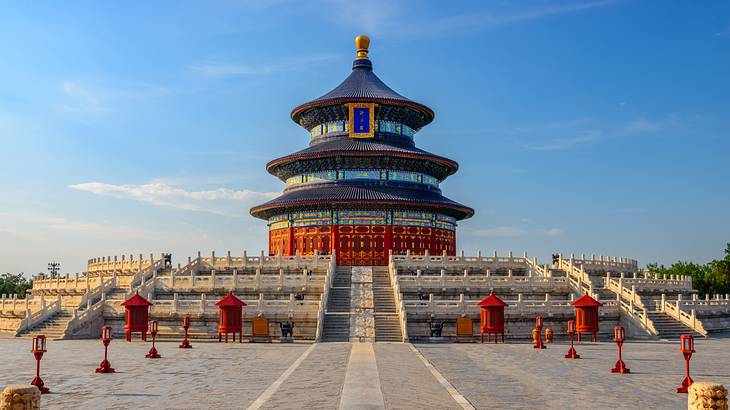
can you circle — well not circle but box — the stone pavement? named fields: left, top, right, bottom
left=0, top=336, right=729, bottom=409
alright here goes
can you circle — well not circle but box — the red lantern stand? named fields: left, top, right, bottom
left=476, top=293, right=508, bottom=343
left=564, top=320, right=580, bottom=359
left=534, top=315, right=546, bottom=349
left=96, top=326, right=115, bottom=373
left=571, top=294, right=603, bottom=342
left=121, top=292, right=153, bottom=342
left=179, top=315, right=193, bottom=349
left=30, top=335, right=49, bottom=394
left=676, top=334, right=695, bottom=393
left=215, top=292, right=246, bottom=343
left=145, top=320, right=161, bottom=359
left=611, top=325, right=630, bottom=374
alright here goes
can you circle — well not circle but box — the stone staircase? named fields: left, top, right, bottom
left=19, top=310, right=74, bottom=340
left=321, top=267, right=352, bottom=342
left=373, top=268, right=402, bottom=342
left=646, top=311, right=703, bottom=340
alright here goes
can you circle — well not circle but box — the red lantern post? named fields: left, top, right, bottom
left=476, top=293, right=508, bottom=343
left=145, top=320, right=161, bottom=358
left=533, top=314, right=546, bottom=349
left=564, top=320, right=580, bottom=359
left=30, top=335, right=49, bottom=394
left=179, top=315, right=192, bottom=349
left=96, top=326, right=115, bottom=373
left=611, top=325, right=630, bottom=374
left=676, top=334, right=695, bottom=393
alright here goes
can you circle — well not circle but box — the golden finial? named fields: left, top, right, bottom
left=355, top=35, right=370, bottom=60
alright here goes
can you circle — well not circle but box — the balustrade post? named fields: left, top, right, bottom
left=476, top=250, right=481, bottom=261
left=173, top=293, right=178, bottom=313
left=243, top=250, right=248, bottom=268
left=200, top=293, right=206, bottom=313
left=233, top=269, right=238, bottom=289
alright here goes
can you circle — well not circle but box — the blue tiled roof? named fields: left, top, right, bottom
left=250, top=182, right=474, bottom=220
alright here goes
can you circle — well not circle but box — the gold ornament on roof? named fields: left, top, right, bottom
left=355, top=35, right=370, bottom=60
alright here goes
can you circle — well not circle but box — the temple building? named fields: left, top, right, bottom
left=250, top=36, right=474, bottom=266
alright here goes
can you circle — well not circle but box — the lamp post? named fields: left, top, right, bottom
left=564, top=320, right=580, bottom=359
left=676, top=334, right=695, bottom=393
left=611, top=325, right=630, bottom=374
left=179, top=315, right=192, bottom=349
left=96, top=326, right=115, bottom=373
left=30, top=335, right=50, bottom=393
left=145, top=320, right=161, bottom=358
left=533, top=314, right=546, bottom=349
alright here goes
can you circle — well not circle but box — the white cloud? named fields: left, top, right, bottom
left=68, top=182, right=278, bottom=218
left=190, top=53, right=340, bottom=79
left=542, top=228, right=564, bottom=236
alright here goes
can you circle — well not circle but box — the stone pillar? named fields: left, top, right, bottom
left=1, top=385, right=40, bottom=410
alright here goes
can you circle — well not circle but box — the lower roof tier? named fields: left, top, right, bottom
left=249, top=183, right=474, bottom=221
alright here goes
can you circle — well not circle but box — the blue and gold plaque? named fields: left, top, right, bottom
left=348, top=103, right=375, bottom=138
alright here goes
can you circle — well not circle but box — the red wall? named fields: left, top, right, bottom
left=269, top=224, right=456, bottom=266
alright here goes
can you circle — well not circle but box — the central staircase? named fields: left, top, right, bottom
left=321, top=267, right=352, bottom=342
left=373, top=267, right=402, bottom=342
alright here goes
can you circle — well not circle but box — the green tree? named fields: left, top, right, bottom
left=646, top=243, right=730, bottom=297
left=0, top=273, right=33, bottom=298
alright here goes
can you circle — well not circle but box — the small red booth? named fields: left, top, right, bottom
left=571, top=294, right=602, bottom=342
left=121, top=292, right=153, bottom=342
left=215, top=292, right=246, bottom=343
left=476, top=293, right=508, bottom=343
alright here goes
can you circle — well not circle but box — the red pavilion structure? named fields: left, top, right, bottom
left=250, top=35, right=473, bottom=266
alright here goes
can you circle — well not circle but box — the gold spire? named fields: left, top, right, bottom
left=355, top=35, right=370, bottom=60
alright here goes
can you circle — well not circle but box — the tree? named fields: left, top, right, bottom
left=646, top=243, right=730, bottom=297
left=0, top=273, right=33, bottom=298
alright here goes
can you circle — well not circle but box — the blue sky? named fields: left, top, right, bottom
left=1, top=0, right=728, bottom=275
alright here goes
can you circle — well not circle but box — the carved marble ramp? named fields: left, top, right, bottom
left=350, top=267, right=375, bottom=342
left=339, top=342, right=385, bottom=410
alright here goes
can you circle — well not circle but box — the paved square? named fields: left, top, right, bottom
left=1, top=336, right=729, bottom=409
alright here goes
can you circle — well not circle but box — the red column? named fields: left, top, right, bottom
left=385, top=225, right=393, bottom=257
left=331, top=225, right=339, bottom=263
left=287, top=226, right=294, bottom=256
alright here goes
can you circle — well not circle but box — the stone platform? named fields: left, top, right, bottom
left=0, top=336, right=729, bottom=409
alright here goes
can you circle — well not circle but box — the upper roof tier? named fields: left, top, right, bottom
left=291, top=36, right=435, bottom=131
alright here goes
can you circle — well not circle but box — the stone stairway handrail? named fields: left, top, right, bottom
left=15, top=295, right=61, bottom=336
left=605, top=277, right=659, bottom=336
left=124, top=258, right=165, bottom=300
left=389, top=255, right=409, bottom=342
left=659, top=299, right=708, bottom=336
left=315, top=251, right=336, bottom=342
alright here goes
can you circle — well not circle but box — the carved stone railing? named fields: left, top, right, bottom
left=391, top=250, right=534, bottom=271
left=315, top=251, right=336, bottom=342
left=32, top=273, right=104, bottom=293
left=403, top=293, right=619, bottom=316
left=155, top=270, right=326, bottom=293
left=0, top=295, right=42, bottom=315
left=561, top=253, right=638, bottom=273
left=15, top=295, right=61, bottom=335
left=388, top=255, right=409, bottom=342
left=87, top=253, right=157, bottom=274
left=559, top=259, right=597, bottom=298
left=605, top=273, right=693, bottom=293
left=190, top=250, right=332, bottom=271
left=105, top=294, right=320, bottom=318
left=395, top=271, right=569, bottom=292
left=123, top=258, right=165, bottom=300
